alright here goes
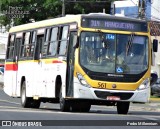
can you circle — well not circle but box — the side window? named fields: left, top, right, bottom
left=48, top=27, right=58, bottom=56
left=7, top=34, right=15, bottom=59
left=30, top=31, right=36, bottom=57
left=42, top=28, right=50, bottom=56
left=59, top=26, right=69, bottom=55
left=16, top=32, right=23, bottom=58
left=35, top=28, right=45, bottom=60
left=20, top=32, right=31, bottom=57
left=15, top=36, right=22, bottom=59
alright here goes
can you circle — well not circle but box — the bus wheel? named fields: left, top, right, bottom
left=21, top=81, right=31, bottom=108
left=117, top=102, right=130, bottom=114
left=81, top=103, right=91, bottom=112
left=21, top=81, right=40, bottom=108
left=59, top=88, right=70, bottom=112
left=71, top=102, right=81, bottom=112
left=71, top=102, right=91, bottom=112
left=30, top=100, right=41, bottom=108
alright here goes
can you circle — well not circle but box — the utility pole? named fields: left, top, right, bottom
left=138, top=0, right=146, bottom=19
left=62, top=0, right=65, bottom=16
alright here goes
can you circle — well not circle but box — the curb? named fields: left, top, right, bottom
left=149, top=98, right=160, bottom=102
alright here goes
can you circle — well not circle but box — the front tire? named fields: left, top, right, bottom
left=81, top=103, right=91, bottom=112
left=117, top=102, right=130, bottom=114
left=71, top=102, right=91, bottom=112
left=21, top=81, right=40, bottom=108
left=59, top=88, right=70, bottom=112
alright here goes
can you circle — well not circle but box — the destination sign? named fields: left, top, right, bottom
left=81, top=18, right=148, bottom=32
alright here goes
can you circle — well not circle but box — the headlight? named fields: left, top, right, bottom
left=137, top=78, right=150, bottom=90
left=77, top=73, right=91, bottom=88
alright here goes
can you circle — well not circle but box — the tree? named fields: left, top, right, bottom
left=1, top=0, right=62, bottom=26
left=0, top=0, right=115, bottom=30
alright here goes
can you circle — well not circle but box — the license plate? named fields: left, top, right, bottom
left=107, top=96, right=120, bottom=101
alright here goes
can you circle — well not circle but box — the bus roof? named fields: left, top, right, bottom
left=82, top=13, right=147, bottom=22
left=9, top=15, right=82, bottom=33
left=9, top=13, right=147, bottom=33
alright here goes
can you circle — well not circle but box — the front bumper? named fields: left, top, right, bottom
left=73, top=78, right=150, bottom=103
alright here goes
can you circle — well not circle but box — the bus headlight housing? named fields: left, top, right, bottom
left=137, top=78, right=150, bottom=90
left=77, top=73, right=91, bottom=88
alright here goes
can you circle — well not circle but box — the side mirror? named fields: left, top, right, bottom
left=150, top=73, right=158, bottom=86
left=153, top=39, right=158, bottom=52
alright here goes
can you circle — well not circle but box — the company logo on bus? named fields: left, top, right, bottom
left=108, top=74, right=124, bottom=77
left=112, top=84, right=117, bottom=88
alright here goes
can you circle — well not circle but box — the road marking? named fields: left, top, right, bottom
left=0, top=99, right=20, bottom=105
left=0, top=105, right=160, bottom=121
left=144, top=117, right=160, bottom=121
left=0, top=105, right=20, bottom=109
left=0, top=108, right=61, bottom=114
left=130, top=114, right=160, bottom=122
left=0, top=99, right=160, bottom=120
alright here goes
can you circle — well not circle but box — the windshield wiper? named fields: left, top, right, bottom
left=126, top=32, right=135, bottom=56
left=97, top=29, right=109, bottom=49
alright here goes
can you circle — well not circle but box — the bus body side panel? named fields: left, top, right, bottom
left=60, top=62, right=67, bottom=98
left=44, top=62, right=56, bottom=98
left=17, top=61, right=37, bottom=97
left=42, top=59, right=67, bottom=98
left=4, top=70, right=17, bottom=97
left=19, top=58, right=67, bottom=99
left=46, top=59, right=67, bottom=98
left=39, top=59, right=62, bottom=98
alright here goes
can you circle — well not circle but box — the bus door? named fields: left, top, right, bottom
left=13, top=33, right=22, bottom=96
left=34, top=28, right=45, bottom=97
left=66, top=31, right=78, bottom=97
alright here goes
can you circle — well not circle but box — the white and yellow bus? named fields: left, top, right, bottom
left=4, top=13, right=158, bottom=114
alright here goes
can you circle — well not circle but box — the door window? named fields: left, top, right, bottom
left=59, top=26, right=69, bottom=55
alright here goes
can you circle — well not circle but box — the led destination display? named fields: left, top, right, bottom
left=82, top=18, right=148, bottom=32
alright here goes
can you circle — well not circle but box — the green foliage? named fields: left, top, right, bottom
left=0, top=0, right=114, bottom=30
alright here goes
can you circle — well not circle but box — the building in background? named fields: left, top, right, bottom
left=111, top=0, right=139, bottom=17
left=0, top=33, right=8, bottom=64
left=0, top=1, right=9, bottom=64
left=111, top=0, right=160, bottom=20
left=111, top=0, right=160, bottom=77
left=0, top=6, right=8, bottom=64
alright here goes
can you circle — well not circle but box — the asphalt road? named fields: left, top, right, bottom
left=0, top=87, right=160, bottom=129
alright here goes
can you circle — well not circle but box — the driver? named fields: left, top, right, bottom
left=117, top=43, right=144, bottom=65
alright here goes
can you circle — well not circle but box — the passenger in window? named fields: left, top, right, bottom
left=85, top=42, right=97, bottom=63
left=117, top=43, right=144, bottom=65
left=25, top=46, right=30, bottom=57
left=127, top=44, right=144, bottom=64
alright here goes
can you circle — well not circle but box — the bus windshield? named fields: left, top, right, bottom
left=80, top=32, right=148, bottom=74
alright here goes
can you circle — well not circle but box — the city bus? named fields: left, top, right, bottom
left=4, top=13, right=158, bottom=114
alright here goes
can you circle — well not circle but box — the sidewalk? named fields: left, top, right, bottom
left=131, top=99, right=160, bottom=112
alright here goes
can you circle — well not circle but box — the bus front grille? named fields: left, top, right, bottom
left=94, top=91, right=134, bottom=100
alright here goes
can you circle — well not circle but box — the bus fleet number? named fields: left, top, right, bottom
left=98, top=82, right=107, bottom=89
